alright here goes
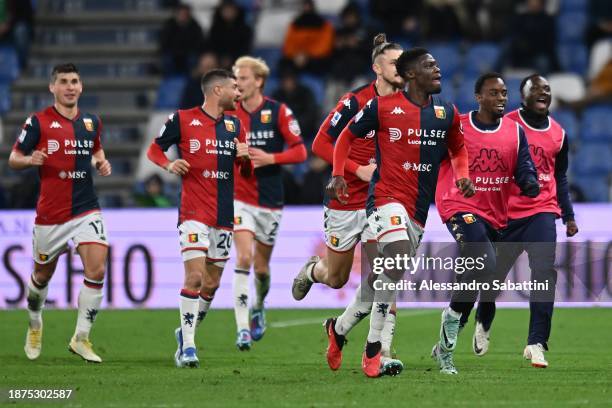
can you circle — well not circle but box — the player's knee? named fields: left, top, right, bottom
left=236, top=252, right=253, bottom=269
left=253, top=263, right=269, bottom=276
left=33, top=265, right=53, bottom=285
left=202, top=282, right=219, bottom=296
left=85, top=263, right=106, bottom=282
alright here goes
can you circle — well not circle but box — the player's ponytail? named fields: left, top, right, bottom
left=371, top=33, right=402, bottom=63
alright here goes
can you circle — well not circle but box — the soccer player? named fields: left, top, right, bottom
left=147, top=69, right=251, bottom=368
left=329, top=47, right=475, bottom=377
left=470, top=74, right=578, bottom=368
left=9, top=63, right=112, bottom=363
left=230, top=56, right=307, bottom=350
left=431, top=72, right=539, bottom=375
left=291, top=33, right=404, bottom=373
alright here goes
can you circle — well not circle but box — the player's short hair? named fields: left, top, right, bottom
left=371, top=33, right=402, bottom=63
left=233, top=56, right=270, bottom=87
left=51, top=63, right=80, bottom=82
left=200, top=69, right=236, bottom=94
left=519, top=73, right=544, bottom=97
left=474, top=72, right=504, bottom=94
left=395, top=47, right=429, bottom=79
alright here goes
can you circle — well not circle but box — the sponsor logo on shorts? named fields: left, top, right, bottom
left=234, top=216, right=242, bottom=225
left=329, top=235, right=340, bottom=247
left=260, top=109, right=272, bottom=124
left=224, top=119, right=235, bottom=132
left=188, top=233, right=198, bottom=243
left=83, top=118, right=94, bottom=132
left=39, top=253, right=49, bottom=262
left=462, top=214, right=476, bottom=224
left=390, top=216, right=402, bottom=226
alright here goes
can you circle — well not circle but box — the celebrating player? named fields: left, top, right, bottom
left=431, top=73, right=539, bottom=375
left=329, top=47, right=474, bottom=377
left=470, top=74, right=578, bottom=368
left=230, top=56, right=307, bottom=350
left=9, top=63, right=112, bottom=363
left=292, top=33, right=404, bottom=374
left=147, top=69, right=251, bottom=368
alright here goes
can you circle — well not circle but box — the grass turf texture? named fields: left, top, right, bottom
left=1, top=308, right=610, bottom=407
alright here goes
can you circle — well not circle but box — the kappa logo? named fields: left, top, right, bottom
left=529, top=144, right=551, bottom=174
left=390, top=106, right=405, bottom=115
left=389, top=128, right=402, bottom=142
left=189, top=139, right=201, bottom=154
left=189, top=119, right=203, bottom=127
left=50, top=121, right=62, bottom=129
left=47, top=139, right=60, bottom=154
left=285, top=107, right=293, bottom=116
left=342, top=98, right=351, bottom=109
left=469, top=148, right=508, bottom=172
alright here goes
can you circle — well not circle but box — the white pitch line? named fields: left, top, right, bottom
left=270, top=309, right=437, bottom=329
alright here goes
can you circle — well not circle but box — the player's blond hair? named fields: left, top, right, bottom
left=233, top=56, right=270, bottom=89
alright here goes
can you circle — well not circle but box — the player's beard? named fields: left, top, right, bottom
left=384, top=75, right=404, bottom=90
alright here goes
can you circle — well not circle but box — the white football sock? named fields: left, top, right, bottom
left=74, top=278, right=104, bottom=340
left=27, top=275, right=48, bottom=329
left=196, top=293, right=213, bottom=328
left=335, top=282, right=373, bottom=336
left=233, top=269, right=250, bottom=331
left=180, top=289, right=199, bottom=349
left=381, top=311, right=396, bottom=356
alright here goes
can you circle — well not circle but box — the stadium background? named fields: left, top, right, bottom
left=0, top=0, right=610, bottom=310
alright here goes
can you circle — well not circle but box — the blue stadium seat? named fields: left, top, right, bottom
left=454, top=81, right=478, bottom=114
left=504, top=77, right=522, bottom=112
left=155, top=76, right=188, bottom=110
left=0, top=46, right=20, bottom=81
left=425, top=43, right=461, bottom=79
left=557, top=12, right=588, bottom=43
left=572, top=142, right=612, bottom=175
left=575, top=175, right=609, bottom=201
left=559, top=0, right=588, bottom=13
left=299, top=74, right=325, bottom=106
left=254, top=47, right=282, bottom=71
left=552, top=109, right=579, bottom=139
left=0, top=82, right=11, bottom=113
left=557, top=43, right=588, bottom=75
left=263, top=76, right=279, bottom=95
left=463, top=43, right=501, bottom=77
left=581, top=105, right=612, bottom=142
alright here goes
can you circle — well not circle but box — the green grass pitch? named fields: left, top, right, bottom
left=1, top=308, right=611, bottom=407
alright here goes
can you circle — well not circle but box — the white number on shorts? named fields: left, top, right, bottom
left=88, top=220, right=105, bottom=237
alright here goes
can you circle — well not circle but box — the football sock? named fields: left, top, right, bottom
left=367, top=273, right=397, bottom=344
left=381, top=310, right=397, bottom=356
left=335, top=282, right=373, bottom=336
left=27, top=275, right=48, bottom=330
left=233, top=269, right=250, bottom=331
left=74, top=278, right=104, bottom=340
left=254, top=273, right=270, bottom=309
left=179, top=289, right=199, bottom=349
left=196, top=293, right=213, bottom=328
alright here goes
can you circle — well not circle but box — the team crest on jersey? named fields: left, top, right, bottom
left=224, top=119, right=235, bottom=132
left=260, top=109, right=272, bottom=124
left=390, top=216, right=402, bottom=226
left=38, top=253, right=49, bottom=262
left=234, top=216, right=242, bottom=225
left=434, top=105, right=446, bottom=119
left=188, top=233, right=198, bottom=243
left=83, top=118, right=94, bottom=132
left=462, top=214, right=476, bottom=224
left=329, top=235, right=340, bottom=247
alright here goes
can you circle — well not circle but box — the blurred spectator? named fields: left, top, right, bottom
left=159, top=2, right=207, bottom=76
left=463, top=0, right=515, bottom=41
left=0, top=184, right=6, bottom=208
left=299, top=156, right=331, bottom=204
left=587, top=0, right=612, bottom=49
left=502, top=0, right=559, bottom=73
left=133, top=174, right=173, bottom=208
left=0, top=0, right=34, bottom=69
left=180, top=52, right=220, bottom=109
left=369, top=0, right=423, bottom=44
left=330, top=2, right=372, bottom=84
left=8, top=169, right=38, bottom=208
left=560, top=59, right=612, bottom=110
left=280, top=0, right=335, bottom=76
left=422, top=0, right=463, bottom=41
left=282, top=168, right=302, bottom=205
left=272, top=68, right=320, bottom=143
left=570, top=183, right=586, bottom=203
left=209, top=0, right=253, bottom=69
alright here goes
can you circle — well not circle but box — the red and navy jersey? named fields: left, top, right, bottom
left=436, top=112, right=523, bottom=230
left=12, top=106, right=102, bottom=225
left=505, top=109, right=571, bottom=220
left=345, top=92, right=465, bottom=227
left=229, top=97, right=303, bottom=208
left=154, top=107, right=247, bottom=229
left=315, top=81, right=378, bottom=211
